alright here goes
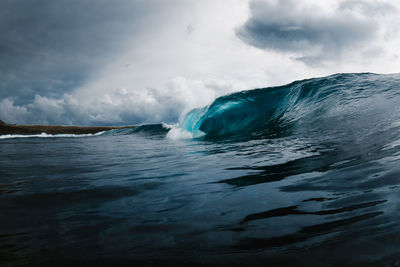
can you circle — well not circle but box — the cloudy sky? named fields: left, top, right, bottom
left=1, top=0, right=400, bottom=125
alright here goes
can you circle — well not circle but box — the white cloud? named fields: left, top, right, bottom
left=0, top=99, right=28, bottom=124
left=0, top=77, right=232, bottom=125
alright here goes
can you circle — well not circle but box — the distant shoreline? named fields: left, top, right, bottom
left=0, top=120, right=134, bottom=135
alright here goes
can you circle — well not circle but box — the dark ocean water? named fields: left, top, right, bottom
left=2, top=73, right=400, bottom=266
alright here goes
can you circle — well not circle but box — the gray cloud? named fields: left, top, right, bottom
left=0, top=0, right=173, bottom=104
left=236, top=0, right=395, bottom=65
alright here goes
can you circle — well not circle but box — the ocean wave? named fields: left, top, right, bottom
left=103, top=123, right=170, bottom=137
left=179, top=73, right=400, bottom=139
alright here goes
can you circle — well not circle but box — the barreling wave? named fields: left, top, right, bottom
left=64, top=73, right=399, bottom=141
left=178, top=73, right=400, bottom=140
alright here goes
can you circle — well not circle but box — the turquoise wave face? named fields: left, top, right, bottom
left=180, top=73, right=400, bottom=139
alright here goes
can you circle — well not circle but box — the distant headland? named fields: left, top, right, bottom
left=0, top=120, right=134, bottom=135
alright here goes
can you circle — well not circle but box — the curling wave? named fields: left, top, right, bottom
left=179, top=73, right=400, bottom=139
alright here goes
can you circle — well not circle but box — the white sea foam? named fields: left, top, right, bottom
left=0, top=132, right=104, bottom=139
left=161, top=122, right=174, bottom=130
left=165, top=123, right=206, bottom=140
left=165, top=124, right=193, bottom=140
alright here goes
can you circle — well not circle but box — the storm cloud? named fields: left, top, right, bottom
left=0, top=0, right=250, bottom=125
left=0, top=0, right=174, bottom=104
left=236, top=0, right=397, bottom=65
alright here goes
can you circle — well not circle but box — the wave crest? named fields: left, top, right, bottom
left=179, top=73, right=400, bottom=139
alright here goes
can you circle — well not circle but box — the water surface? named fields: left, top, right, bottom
left=2, top=73, right=400, bottom=266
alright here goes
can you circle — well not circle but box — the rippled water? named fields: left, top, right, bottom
left=2, top=73, right=400, bottom=266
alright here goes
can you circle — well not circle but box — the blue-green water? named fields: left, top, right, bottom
left=2, top=73, right=400, bottom=266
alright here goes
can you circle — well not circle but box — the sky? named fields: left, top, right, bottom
left=1, top=0, right=400, bottom=125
